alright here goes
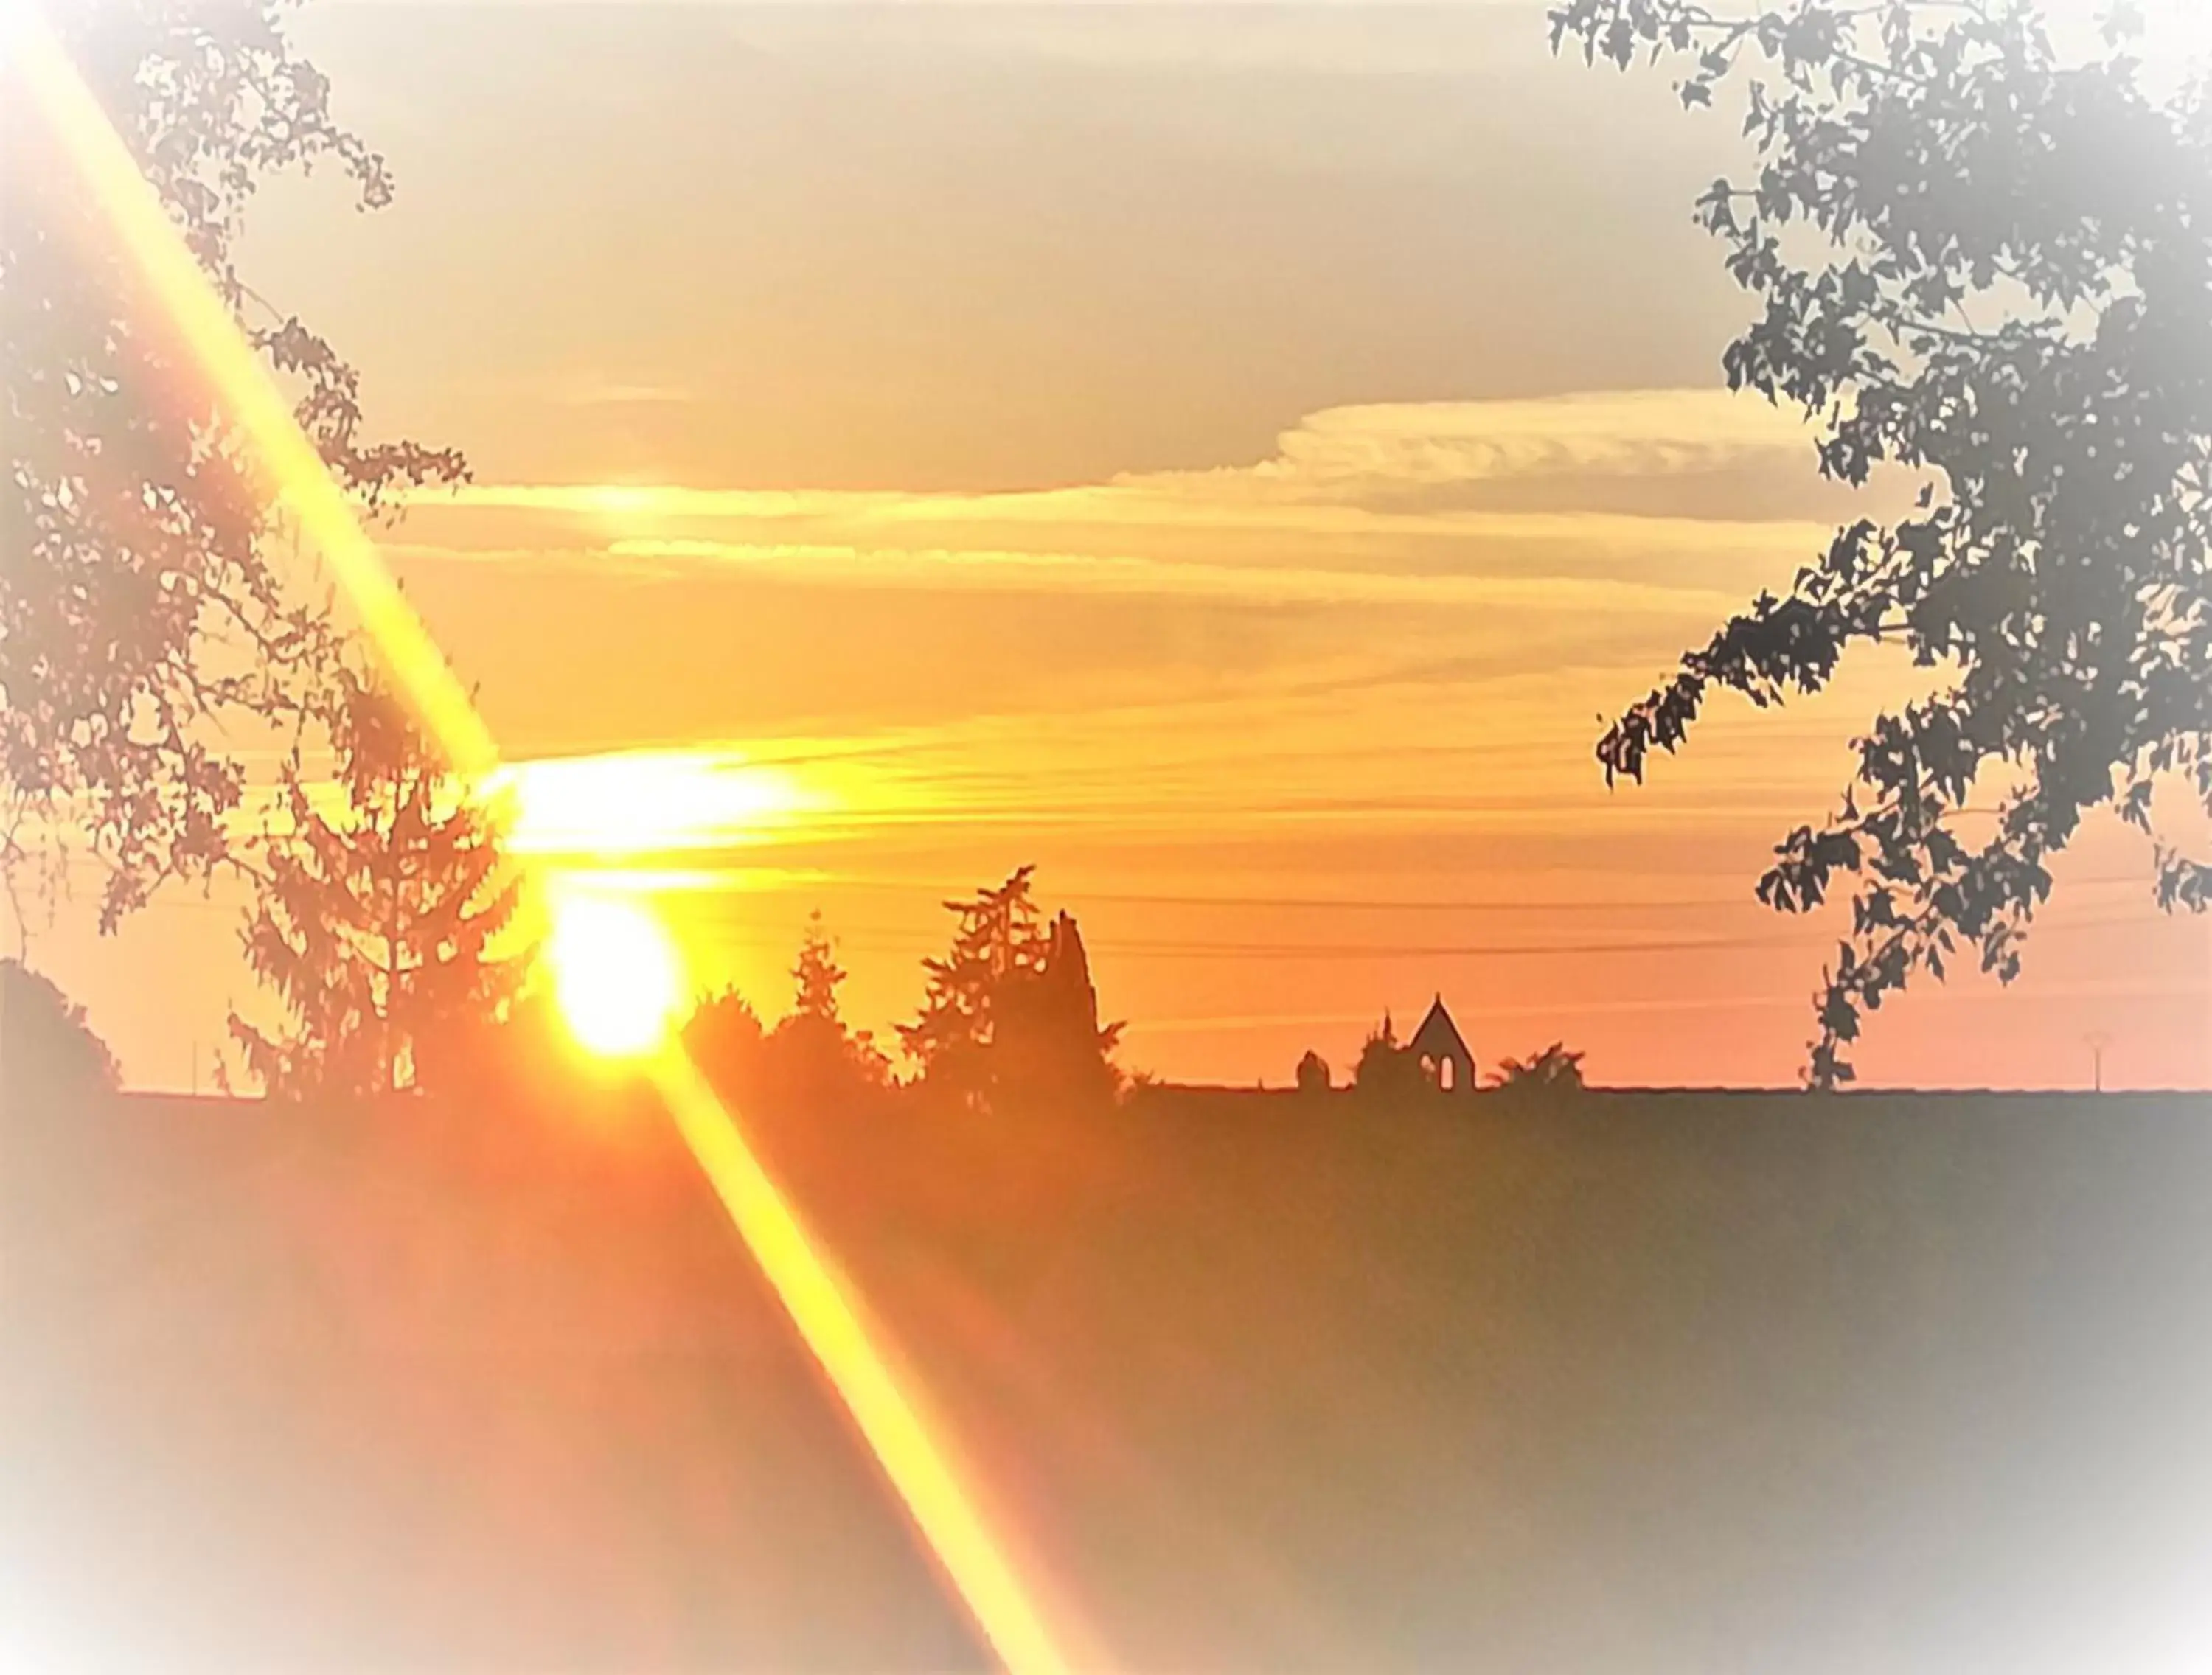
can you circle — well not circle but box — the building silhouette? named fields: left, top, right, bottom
left=1408, top=996, right=1475, bottom=1095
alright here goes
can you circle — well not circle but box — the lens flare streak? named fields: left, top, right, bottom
left=7, top=16, right=1069, bottom=1673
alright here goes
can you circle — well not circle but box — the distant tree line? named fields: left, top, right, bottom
left=683, top=868, right=1124, bottom=1119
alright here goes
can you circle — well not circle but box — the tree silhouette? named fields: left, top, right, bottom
left=3, top=2, right=464, bottom=936
left=768, top=912, right=891, bottom=1107
left=900, top=867, right=1121, bottom=1111
left=1295, top=1049, right=1333, bottom=1094
left=682, top=916, right=895, bottom=1114
left=1553, top=0, right=2212, bottom=1083
left=228, top=673, right=520, bottom=1098
left=900, top=867, right=1047, bottom=1104
left=790, top=910, right=849, bottom=1026
left=1354, top=1014, right=1422, bottom=1098
left=684, top=986, right=767, bottom=1096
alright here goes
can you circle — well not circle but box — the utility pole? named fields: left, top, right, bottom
left=2085, top=1031, right=2112, bottom=1095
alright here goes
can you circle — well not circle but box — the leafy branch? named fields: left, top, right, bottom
left=1556, top=0, right=2212, bottom=1082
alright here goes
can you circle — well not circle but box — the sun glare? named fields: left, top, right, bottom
left=488, top=749, right=824, bottom=860
left=547, top=893, right=685, bottom=1059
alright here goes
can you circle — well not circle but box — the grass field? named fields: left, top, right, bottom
left=8, top=1082, right=2212, bottom=1671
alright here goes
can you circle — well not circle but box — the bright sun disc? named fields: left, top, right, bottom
left=547, top=894, right=684, bottom=1059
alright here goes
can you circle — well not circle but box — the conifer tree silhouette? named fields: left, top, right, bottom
left=229, top=672, right=521, bottom=1098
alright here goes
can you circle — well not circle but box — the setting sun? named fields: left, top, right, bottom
left=546, top=893, right=686, bottom=1059
left=18, top=6, right=2212, bottom=1674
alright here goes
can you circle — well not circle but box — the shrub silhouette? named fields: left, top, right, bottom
left=1353, top=1015, right=1423, bottom=1099
left=1, top=961, right=120, bottom=1098
left=1486, top=1043, right=1587, bottom=1104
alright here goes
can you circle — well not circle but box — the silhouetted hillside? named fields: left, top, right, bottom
left=1, top=1083, right=981, bottom=1672
left=9, top=1082, right=2212, bottom=1671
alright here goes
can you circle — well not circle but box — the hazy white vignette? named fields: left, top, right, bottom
left=7, top=0, right=2212, bottom=1671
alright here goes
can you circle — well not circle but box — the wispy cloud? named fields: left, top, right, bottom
left=1144, top=390, right=1815, bottom=501
left=434, top=387, right=1815, bottom=513
left=423, top=487, right=1826, bottom=553
left=592, top=537, right=1746, bottom=616
left=409, top=391, right=1832, bottom=610
left=554, top=381, right=695, bottom=408
left=375, top=388, right=1861, bottom=908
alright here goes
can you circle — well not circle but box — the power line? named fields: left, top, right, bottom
left=757, top=871, right=2197, bottom=914
left=677, top=910, right=2172, bottom=964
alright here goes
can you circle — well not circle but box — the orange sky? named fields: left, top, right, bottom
left=21, top=1, right=2209, bottom=1092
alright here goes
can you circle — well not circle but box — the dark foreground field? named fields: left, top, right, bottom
left=7, top=1081, right=2212, bottom=1672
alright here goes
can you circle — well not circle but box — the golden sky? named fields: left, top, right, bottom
left=27, top=1, right=2210, bottom=1091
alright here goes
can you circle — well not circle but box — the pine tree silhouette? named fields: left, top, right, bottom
left=790, top=910, right=849, bottom=1025
left=229, top=672, right=521, bottom=1098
